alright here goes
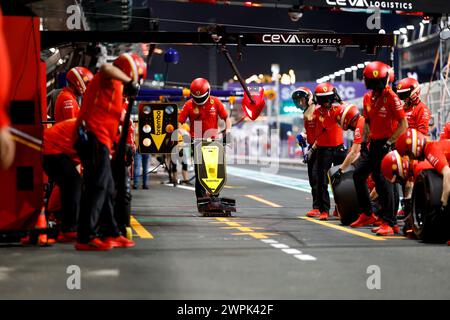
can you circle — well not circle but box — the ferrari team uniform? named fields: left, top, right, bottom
left=54, top=87, right=80, bottom=123
left=353, top=87, right=405, bottom=226
left=75, top=71, right=124, bottom=243
left=304, top=107, right=319, bottom=210
left=178, top=96, right=228, bottom=199
left=313, top=103, right=346, bottom=214
left=404, top=101, right=430, bottom=135
left=42, top=119, right=81, bottom=233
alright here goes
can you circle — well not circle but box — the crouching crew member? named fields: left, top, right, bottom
left=291, top=87, right=320, bottom=217
left=381, top=150, right=434, bottom=235
left=351, top=61, right=408, bottom=235
left=330, top=103, right=365, bottom=185
left=43, top=119, right=81, bottom=242
left=75, top=53, right=145, bottom=251
left=395, top=128, right=450, bottom=245
left=178, top=78, right=231, bottom=201
left=54, top=67, right=93, bottom=123
left=311, top=83, right=346, bottom=221
left=396, top=129, right=450, bottom=210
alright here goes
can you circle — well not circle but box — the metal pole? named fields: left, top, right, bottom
left=220, top=46, right=255, bottom=104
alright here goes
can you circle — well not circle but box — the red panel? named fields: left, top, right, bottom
left=0, top=16, right=45, bottom=231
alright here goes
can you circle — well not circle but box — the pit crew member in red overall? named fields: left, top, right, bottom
left=54, top=67, right=93, bottom=123
left=75, top=53, right=145, bottom=251
left=351, top=61, right=408, bottom=235
left=396, top=128, right=450, bottom=244
left=311, top=83, right=346, bottom=221
left=291, top=87, right=321, bottom=217
left=43, top=119, right=81, bottom=242
left=178, top=78, right=231, bottom=201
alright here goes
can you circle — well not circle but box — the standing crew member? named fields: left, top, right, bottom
left=311, top=83, right=347, bottom=221
left=43, top=119, right=81, bottom=242
left=75, top=53, right=145, bottom=251
left=394, top=77, right=430, bottom=218
left=178, top=78, right=232, bottom=201
left=395, top=78, right=430, bottom=135
left=291, top=87, right=320, bottom=217
left=351, top=61, right=408, bottom=235
left=0, top=9, right=13, bottom=170
left=54, top=67, right=93, bottom=123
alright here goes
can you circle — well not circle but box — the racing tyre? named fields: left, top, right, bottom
left=412, top=170, right=450, bottom=243
left=328, top=165, right=359, bottom=226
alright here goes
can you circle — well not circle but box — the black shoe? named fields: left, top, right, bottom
left=132, top=185, right=138, bottom=190
left=143, top=185, right=149, bottom=190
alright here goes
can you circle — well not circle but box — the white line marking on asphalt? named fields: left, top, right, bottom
left=282, top=248, right=302, bottom=255
left=260, top=239, right=317, bottom=262
left=163, top=183, right=195, bottom=191
left=294, top=254, right=317, bottom=261
left=271, top=243, right=289, bottom=249
left=260, top=239, right=278, bottom=244
left=85, top=269, right=120, bottom=277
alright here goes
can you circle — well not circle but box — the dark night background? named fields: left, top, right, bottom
left=147, top=0, right=421, bottom=85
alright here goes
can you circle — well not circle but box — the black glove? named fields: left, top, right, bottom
left=331, top=168, right=343, bottom=186
left=382, top=140, right=393, bottom=154
left=304, top=146, right=316, bottom=164
left=223, top=132, right=231, bottom=145
left=179, top=149, right=184, bottom=158
left=439, top=203, right=449, bottom=215
left=123, top=80, right=140, bottom=98
left=302, top=153, right=308, bottom=164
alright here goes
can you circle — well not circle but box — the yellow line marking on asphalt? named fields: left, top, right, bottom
left=130, top=216, right=154, bottom=239
left=221, top=226, right=264, bottom=232
left=212, top=218, right=278, bottom=239
left=210, top=221, right=245, bottom=226
left=231, top=232, right=278, bottom=239
left=300, top=216, right=386, bottom=241
left=245, top=195, right=283, bottom=208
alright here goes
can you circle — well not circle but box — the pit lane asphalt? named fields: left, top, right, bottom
left=0, top=164, right=449, bottom=299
